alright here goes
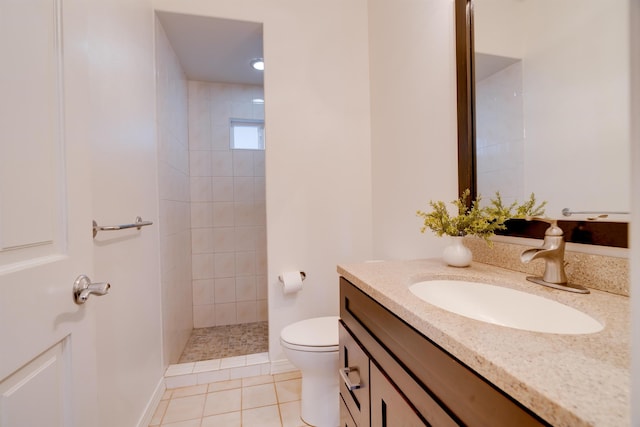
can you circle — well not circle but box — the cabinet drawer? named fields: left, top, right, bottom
left=339, top=321, right=370, bottom=427
left=370, top=362, right=428, bottom=427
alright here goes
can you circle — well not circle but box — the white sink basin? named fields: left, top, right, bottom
left=409, top=280, right=603, bottom=334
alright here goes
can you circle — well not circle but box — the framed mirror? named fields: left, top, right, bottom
left=455, top=0, right=629, bottom=248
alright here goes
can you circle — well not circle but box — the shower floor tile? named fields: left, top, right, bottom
left=178, top=321, right=268, bottom=363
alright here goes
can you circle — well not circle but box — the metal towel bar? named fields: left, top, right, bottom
left=93, top=216, right=153, bottom=238
left=562, top=208, right=629, bottom=219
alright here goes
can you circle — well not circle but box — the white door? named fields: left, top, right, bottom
left=0, top=1, right=100, bottom=426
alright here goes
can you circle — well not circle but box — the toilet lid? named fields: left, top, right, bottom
left=280, top=316, right=339, bottom=348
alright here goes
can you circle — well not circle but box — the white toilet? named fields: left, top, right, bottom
left=280, top=316, right=339, bottom=427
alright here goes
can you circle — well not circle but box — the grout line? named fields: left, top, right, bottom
left=276, top=398, right=284, bottom=427
left=156, top=400, right=168, bottom=427
left=199, top=390, right=206, bottom=424
left=156, top=373, right=302, bottom=427
left=240, top=383, right=245, bottom=426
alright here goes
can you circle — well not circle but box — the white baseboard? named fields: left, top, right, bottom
left=136, top=377, right=166, bottom=427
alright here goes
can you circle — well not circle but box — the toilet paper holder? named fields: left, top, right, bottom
left=278, top=271, right=306, bottom=283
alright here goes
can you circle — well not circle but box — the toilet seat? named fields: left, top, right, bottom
left=280, top=316, right=339, bottom=352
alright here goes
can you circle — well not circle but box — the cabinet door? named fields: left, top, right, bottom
left=340, top=395, right=359, bottom=427
left=339, top=322, right=370, bottom=426
left=371, top=363, right=428, bottom=427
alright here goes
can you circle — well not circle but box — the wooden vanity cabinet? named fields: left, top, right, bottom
left=369, top=362, right=429, bottom=427
left=339, top=319, right=450, bottom=427
left=339, top=277, right=550, bottom=427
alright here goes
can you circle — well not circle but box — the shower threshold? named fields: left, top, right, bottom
left=164, top=352, right=272, bottom=388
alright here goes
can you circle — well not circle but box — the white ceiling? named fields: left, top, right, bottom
left=474, top=53, right=520, bottom=81
left=156, top=11, right=264, bottom=86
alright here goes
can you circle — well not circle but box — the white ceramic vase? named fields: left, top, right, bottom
left=442, top=236, right=472, bottom=267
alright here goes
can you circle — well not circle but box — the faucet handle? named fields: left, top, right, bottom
left=524, top=216, right=563, bottom=236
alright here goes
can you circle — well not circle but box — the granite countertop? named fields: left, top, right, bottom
left=337, top=259, right=630, bottom=427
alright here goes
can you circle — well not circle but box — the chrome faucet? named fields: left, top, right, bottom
left=520, top=217, right=589, bottom=294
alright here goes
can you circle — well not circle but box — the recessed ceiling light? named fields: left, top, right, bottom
left=250, top=58, right=264, bottom=71
left=252, top=98, right=265, bottom=104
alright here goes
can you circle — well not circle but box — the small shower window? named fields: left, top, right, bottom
left=230, top=118, right=265, bottom=150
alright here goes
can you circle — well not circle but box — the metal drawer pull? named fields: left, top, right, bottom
left=339, top=367, right=362, bottom=391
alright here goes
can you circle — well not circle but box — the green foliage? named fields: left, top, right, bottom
left=486, top=192, right=547, bottom=219
left=416, top=190, right=546, bottom=245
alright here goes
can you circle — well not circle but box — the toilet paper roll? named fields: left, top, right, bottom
left=281, top=271, right=304, bottom=294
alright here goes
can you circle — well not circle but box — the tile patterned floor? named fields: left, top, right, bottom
left=179, top=322, right=269, bottom=363
left=150, top=371, right=307, bottom=427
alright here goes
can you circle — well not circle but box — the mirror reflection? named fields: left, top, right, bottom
left=473, top=0, right=630, bottom=220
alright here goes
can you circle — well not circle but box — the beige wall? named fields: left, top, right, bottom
left=474, top=0, right=525, bottom=58
left=88, top=1, right=163, bottom=426
left=155, top=17, right=193, bottom=366
left=152, top=0, right=374, bottom=363
left=368, top=0, right=459, bottom=260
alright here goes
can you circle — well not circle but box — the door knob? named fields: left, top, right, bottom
left=73, top=275, right=110, bottom=304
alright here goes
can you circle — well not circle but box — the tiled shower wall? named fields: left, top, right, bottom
left=188, top=81, right=267, bottom=328
left=155, top=18, right=193, bottom=364
left=475, top=61, right=525, bottom=206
